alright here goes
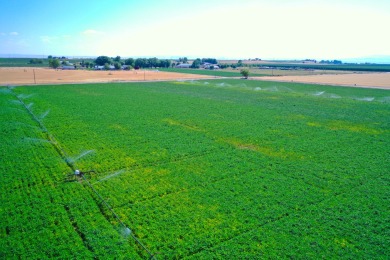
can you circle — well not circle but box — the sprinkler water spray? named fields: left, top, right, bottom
left=6, top=86, right=156, bottom=258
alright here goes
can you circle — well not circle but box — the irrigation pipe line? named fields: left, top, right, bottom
left=8, top=86, right=74, bottom=170
left=8, top=86, right=157, bottom=259
left=82, top=176, right=156, bottom=259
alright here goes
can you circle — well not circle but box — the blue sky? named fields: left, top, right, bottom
left=1, top=0, right=390, bottom=60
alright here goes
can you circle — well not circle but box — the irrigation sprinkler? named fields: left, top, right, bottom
left=7, top=86, right=157, bottom=258
left=81, top=174, right=157, bottom=259
left=74, top=169, right=96, bottom=178
left=65, top=169, right=96, bottom=182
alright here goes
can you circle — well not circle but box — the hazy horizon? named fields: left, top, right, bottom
left=1, top=0, right=390, bottom=62
left=1, top=53, right=390, bottom=64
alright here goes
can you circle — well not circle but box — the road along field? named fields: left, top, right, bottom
left=1, top=79, right=389, bottom=258
left=256, top=73, right=390, bottom=89
left=0, top=67, right=212, bottom=85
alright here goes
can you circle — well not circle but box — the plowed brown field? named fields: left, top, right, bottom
left=255, top=73, right=390, bottom=89
left=0, top=67, right=212, bottom=85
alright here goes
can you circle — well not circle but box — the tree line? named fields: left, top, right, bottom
left=94, top=56, right=172, bottom=69
left=48, top=55, right=173, bottom=70
left=47, top=55, right=244, bottom=70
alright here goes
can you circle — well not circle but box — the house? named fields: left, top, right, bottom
left=202, top=62, right=219, bottom=69
left=175, top=63, right=191, bottom=68
left=94, top=65, right=115, bottom=70
left=201, top=62, right=212, bottom=68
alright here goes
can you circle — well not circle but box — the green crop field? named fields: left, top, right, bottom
left=1, top=79, right=389, bottom=258
left=0, top=58, right=95, bottom=67
left=0, top=58, right=50, bottom=67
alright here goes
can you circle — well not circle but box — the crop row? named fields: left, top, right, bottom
left=0, top=89, right=142, bottom=259
left=3, top=80, right=389, bottom=258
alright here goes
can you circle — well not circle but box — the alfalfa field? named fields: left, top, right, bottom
left=1, top=79, right=389, bottom=258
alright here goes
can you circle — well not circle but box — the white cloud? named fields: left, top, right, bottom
left=0, top=32, right=6, bottom=36
left=40, top=34, right=72, bottom=44
left=82, top=29, right=104, bottom=36
left=40, top=35, right=59, bottom=44
left=9, top=32, right=19, bottom=36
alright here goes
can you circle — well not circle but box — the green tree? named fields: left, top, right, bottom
left=135, top=58, right=148, bottom=68
left=148, top=57, right=159, bottom=68
left=114, top=62, right=121, bottom=70
left=49, top=59, right=60, bottom=69
left=104, top=63, right=110, bottom=70
left=159, top=59, right=171, bottom=68
left=201, top=58, right=218, bottom=64
left=114, top=56, right=121, bottom=62
left=179, top=57, right=188, bottom=64
left=191, top=58, right=201, bottom=68
left=237, top=60, right=243, bottom=67
left=124, top=58, right=135, bottom=67
left=29, top=59, right=43, bottom=64
left=95, top=56, right=112, bottom=66
left=240, top=68, right=249, bottom=79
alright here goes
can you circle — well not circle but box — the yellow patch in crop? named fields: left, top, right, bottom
left=334, top=238, right=351, bottom=248
left=124, top=156, right=136, bottom=166
left=146, top=184, right=160, bottom=193
left=328, top=120, right=383, bottom=135
left=109, top=124, right=127, bottom=133
left=172, top=81, right=190, bottom=85
left=222, top=138, right=302, bottom=159
left=202, top=217, right=222, bottom=229
left=307, top=120, right=384, bottom=135
left=288, top=114, right=306, bottom=120
left=155, top=169, right=169, bottom=176
left=162, top=118, right=204, bottom=132
left=307, top=122, right=321, bottom=127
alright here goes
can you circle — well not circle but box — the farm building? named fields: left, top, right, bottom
left=94, top=65, right=115, bottom=70
left=202, top=62, right=220, bottom=69
left=61, top=65, right=75, bottom=70
left=175, top=63, right=191, bottom=68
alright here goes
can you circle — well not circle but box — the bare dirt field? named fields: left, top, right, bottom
left=0, top=67, right=212, bottom=85
left=254, top=73, right=390, bottom=89
left=228, top=68, right=355, bottom=77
